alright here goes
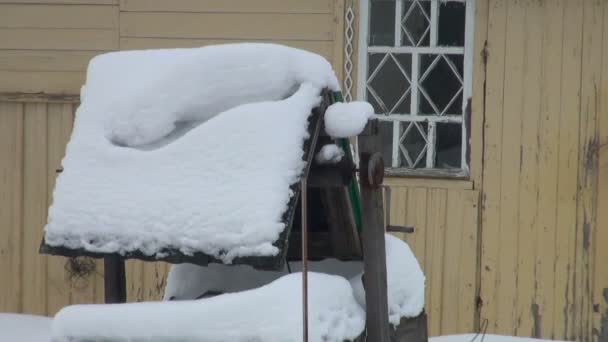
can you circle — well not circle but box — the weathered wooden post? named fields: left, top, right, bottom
left=103, top=256, right=126, bottom=303
left=358, top=120, right=391, bottom=341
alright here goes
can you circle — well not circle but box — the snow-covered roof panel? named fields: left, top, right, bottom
left=43, top=44, right=340, bottom=266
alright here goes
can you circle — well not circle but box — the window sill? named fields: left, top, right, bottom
left=383, top=167, right=473, bottom=190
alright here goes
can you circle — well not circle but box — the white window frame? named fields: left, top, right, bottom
left=357, top=0, right=475, bottom=178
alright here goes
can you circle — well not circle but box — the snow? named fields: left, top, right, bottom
left=0, top=313, right=51, bottom=342
left=314, top=144, right=345, bottom=164
left=164, top=259, right=364, bottom=300
left=44, top=43, right=345, bottom=263
left=324, top=101, right=374, bottom=138
left=349, top=234, right=425, bottom=324
left=52, top=273, right=365, bottom=342
left=431, top=335, right=567, bottom=342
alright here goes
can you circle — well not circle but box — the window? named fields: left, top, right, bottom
left=357, top=0, right=474, bottom=177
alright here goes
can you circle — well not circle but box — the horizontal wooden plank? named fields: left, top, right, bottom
left=0, top=28, right=118, bottom=50
left=0, top=70, right=84, bottom=94
left=0, top=4, right=118, bottom=29
left=384, top=177, right=474, bottom=190
left=0, top=50, right=102, bottom=72
left=0, top=0, right=116, bottom=4
left=120, top=12, right=333, bottom=41
left=119, top=0, right=332, bottom=14
left=0, top=92, right=80, bottom=103
left=119, top=38, right=333, bottom=59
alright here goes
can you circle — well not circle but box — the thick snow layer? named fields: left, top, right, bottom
left=350, top=234, right=425, bottom=324
left=81, top=43, right=340, bottom=147
left=164, top=259, right=363, bottom=300
left=52, top=273, right=365, bottom=342
left=324, top=101, right=374, bottom=138
left=45, top=83, right=325, bottom=263
left=431, top=335, right=567, bottom=342
left=0, top=313, right=51, bottom=342
left=315, top=144, right=345, bottom=164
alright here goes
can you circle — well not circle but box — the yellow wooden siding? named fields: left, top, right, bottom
left=479, top=0, right=608, bottom=340
left=388, top=184, right=480, bottom=336
left=0, top=0, right=345, bottom=94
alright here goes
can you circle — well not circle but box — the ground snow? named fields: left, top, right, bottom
left=45, top=83, right=324, bottom=263
left=52, top=273, right=365, bottom=342
left=0, top=313, right=51, bottom=342
left=350, top=234, right=425, bottom=324
left=324, top=101, right=374, bottom=138
left=315, top=144, right=345, bottom=164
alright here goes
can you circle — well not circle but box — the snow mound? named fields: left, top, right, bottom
left=164, top=259, right=364, bottom=300
left=0, top=313, right=51, bottom=342
left=431, top=335, right=567, bottom=342
left=45, top=83, right=324, bottom=263
left=315, top=144, right=345, bottom=164
left=324, top=101, right=374, bottom=138
left=80, top=43, right=339, bottom=147
left=350, top=234, right=425, bottom=324
left=52, top=273, right=365, bottom=342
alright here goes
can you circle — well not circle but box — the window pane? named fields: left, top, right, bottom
left=435, top=123, right=462, bottom=168
left=399, top=122, right=427, bottom=168
left=402, top=0, right=431, bottom=46
left=367, top=53, right=411, bottom=114
left=370, top=0, right=395, bottom=46
left=419, top=54, right=464, bottom=115
left=438, top=2, right=466, bottom=47
left=378, top=120, right=395, bottom=167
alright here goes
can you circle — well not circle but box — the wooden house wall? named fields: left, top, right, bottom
left=0, top=0, right=347, bottom=316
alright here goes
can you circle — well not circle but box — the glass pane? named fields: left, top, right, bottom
left=367, top=53, right=411, bottom=114
left=419, top=54, right=464, bottom=115
left=402, top=0, right=430, bottom=46
left=378, top=120, right=395, bottom=167
left=399, top=122, right=427, bottom=168
left=370, top=0, right=396, bottom=46
left=438, top=2, right=466, bottom=47
left=435, top=123, right=462, bottom=168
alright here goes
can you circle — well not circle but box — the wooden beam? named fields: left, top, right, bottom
left=103, top=256, right=126, bottom=303
left=358, top=120, right=391, bottom=341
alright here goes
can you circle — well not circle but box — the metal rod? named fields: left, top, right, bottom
left=301, top=177, right=309, bottom=342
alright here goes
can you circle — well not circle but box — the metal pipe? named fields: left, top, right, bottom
left=301, top=178, right=309, bottom=342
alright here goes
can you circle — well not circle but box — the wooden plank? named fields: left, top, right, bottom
left=0, top=4, right=118, bottom=29
left=479, top=0, right=508, bottom=333
left=458, top=190, right=480, bottom=333
left=142, top=262, right=168, bottom=301
left=384, top=177, right=473, bottom=190
left=119, top=38, right=333, bottom=59
left=441, top=190, right=465, bottom=335
left=120, top=12, right=333, bottom=41
left=332, top=0, right=345, bottom=82
left=388, top=187, right=407, bottom=242
left=119, top=0, right=332, bottom=14
left=21, top=102, right=48, bottom=315
left=593, top=2, right=608, bottom=339
left=126, top=260, right=144, bottom=302
left=425, top=188, right=447, bottom=336
left=104, top=256, right=126, bottom=303
left=469, top=0, right=489, bottom=189
left=497, top=0, right=526, bottom=335
left=0, top=102, right=23, bottom=313
left=555, top=1, right=583, bottom=339
left=358, top=121, right=391, bottom=342
left=575, top=0, right=603, bottom=339
left=535, top=1, right=563, bottom=339
left=46, top=103, right=74, bottom=315
left=0, top=28, right=118, bottom=50
left=514, top=1, right=543, bottom=337
left=0, top=71, right=85, bottom=94
left=405, top=188, right=427, bottom=275
left=0, top=0, right=117, bottom=4
left=0, top=50, right=103, bottom=72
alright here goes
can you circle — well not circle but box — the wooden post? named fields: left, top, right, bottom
left=104, top=256, right=126, bottom=303
left=358, top=120, right=391, bottom=341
